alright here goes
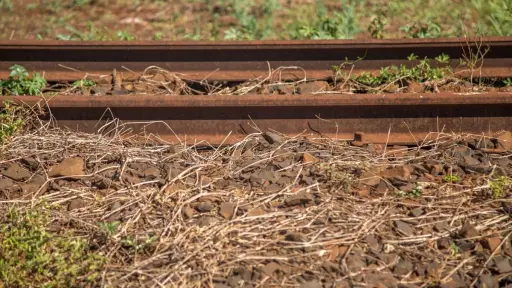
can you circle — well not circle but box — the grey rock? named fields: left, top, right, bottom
left=394, top=220, right=415, bottom=236
left=393, top=259, right=414, bottom=276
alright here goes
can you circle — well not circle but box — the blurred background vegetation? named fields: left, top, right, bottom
left=0, top=0, right=511, bottom=41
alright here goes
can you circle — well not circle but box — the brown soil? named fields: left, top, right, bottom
left=1, top=123, right=511, bottom=286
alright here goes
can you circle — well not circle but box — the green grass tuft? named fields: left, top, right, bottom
left=0, top=205, right=106, bottom=287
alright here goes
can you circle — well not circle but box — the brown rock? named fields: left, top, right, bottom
left=346, top=254, right=366, bottom=272
left=285, top=232, right=307, bottom=242
left=67, top=198, right=86, bottom=211
left=394, top=220, right=414, bottom=236
left=393, top=259, right=413, bottom=276
left=2, top=163, right=31, bottom=181
left=366, top=234, right=380, bottom=251
left=195, top=216, right=219, bottom=227
left=437, top=237, right=452, bottom=249
left=434, top=221, right=449, bottom=232
left=361, top=172, right=381, bottom=187
left=441, top=274, right=467, bottom=288
left=19, top=183, right=46, bottom=194
left=409, top=208, right=424, bottom=217
left=121, top=171, right=141, bottom=185
left=494, top=131, right=512, bottom=150
left=182, top=205, right=194, bottom=219
left=481, top=237, right=501, bottom=252
left=0, top=178, right=14, bottom=190
left=381, top=166, right=412, bottom=181
left=464, top=156, right=480, bottom=166
left=142, top=166, right=160, bottom=179
left=107, top=201, right=123, bottom=222
left=375, top=180, right=389, bottom=194
left=474, top=274, right=497, bottom=288
left=399, top=183, right=417, bottom=193
left=327, top=245, right=349, bottom=261
left=459, top=222, right=479, bottom=238
left=284, top=191, right=313, bottom=206
left=21, top=157, right=39, bottom=171
left=302, top=152, right=319, bottom=164
left=426, top=261, right=441, bottom=277
left=195, top=201, right=214, bottom=213
left=297, top=81, right=328, bottom=94
left=262, top=261, right=281, bottom=275
left=48, top=157, right=85, bottom=178
left=363, top=272, right=398, bottom=288
left=247, top=207, right=265, bottom=217
left=356, top=188, right=370, bottom=197
left=262, top=132, right=284, bottom=144
left=300, top=280, right=322, bottom=288
left=219, top=202, right=235, bottom=219
left=493, top=256, right=512, bottom=273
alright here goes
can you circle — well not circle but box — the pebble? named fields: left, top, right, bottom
left=1, top=163, right=31, bottom=181
left=393, top=259, right=414, bottom=276
left=219, top=202, right=235, bottom=219
left=194, top=201, right=214, bottom=213
left=394, top=220, right=415, bottom=236
left=48, top=157, right=85, bottom=178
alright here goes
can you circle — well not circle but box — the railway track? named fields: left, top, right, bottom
left=1, top=37, right=512, bottom=146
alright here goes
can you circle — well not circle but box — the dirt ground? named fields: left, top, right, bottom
left=0, top=0, right=506, bottom=41
left=0, top=119, right=511, bottom=286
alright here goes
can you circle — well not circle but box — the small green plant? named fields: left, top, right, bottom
left=444, top=174, right=461, bottom=182
left=0, top=0, right=13, bottom=11
left=117, top=30, right=135, bottom=41
left=72, top=79, right=96, bottom=88
left=98, top=221, right=120, bottom=237
left=396, top=186, right=422, bottom=198
left=292, top=2, right=361, bottom=40
left=0, top=100, right=25, bottom=143
left=350, top=54, right=452, bottom=90
left=489, top=176, right=510, bottom=198
left=400, top=21, right=442, bottom=38
left=153, top=32, right=163, bottom=40
left=368, top=13, right=387, bottom=39
left=449, top=242, right=460, bottom=256
left=503, top=78, right=512, bottom=86
left=72, top=0, right=91, bottom=6
left=121, top=236, right=157, bottom=253
left=0, top=64, right=46, bottom=96
left=0, top=206, right=106, bottom=287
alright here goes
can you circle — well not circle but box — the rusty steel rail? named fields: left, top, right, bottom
left=5, top=93, right=512, bottom=145
left=1, top=37, right=512, bottom=82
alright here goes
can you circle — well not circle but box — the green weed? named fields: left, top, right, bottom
left=0, top=0, right=13, bottom=11
left=0, top=64, right=46, bottom=96
left=443, top=174, right=461, bottom=182
left=292, top=1, right=361, bottom=40
left=153, top=32, right=163, bottom=40
left=504, top=78, right=512, bottom=86
left=72, top=79, right=95, bottom=88
left=57, top=23, right=110, bottom=41
left=350, top=54, right=452, bottom=89
left=449, top=242, right=460, bottom=256
left=98, top=221, right=120, bottom=237
left=396, top=186, right=422, bottom=198
left=121, top=236, right=157, bottom=253
left=0, top=206, right=106, bottom=287
left=400, top=21, right=441, bottom=38
left=489, top=176, right=510, bottom=198
left=117, top=30, right=135, bottom=41
left=471, top=0, right=512, bottom=36
left=368, top=13, right=387, bottom=39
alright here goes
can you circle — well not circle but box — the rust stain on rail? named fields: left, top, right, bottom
left=4, top=93, right=512, bottom=145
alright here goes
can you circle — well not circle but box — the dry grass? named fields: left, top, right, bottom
left=0, top=109, right=511, bottom=287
